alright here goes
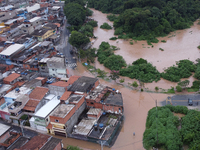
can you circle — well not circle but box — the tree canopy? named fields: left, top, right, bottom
left=69, top=31, right=90, bottom=48
left=88, top=0, right=200, bottom=40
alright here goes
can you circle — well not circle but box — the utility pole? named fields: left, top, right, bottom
left=156, top=100, right=158, bottom=149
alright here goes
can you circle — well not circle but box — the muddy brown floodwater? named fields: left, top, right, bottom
left=91, top=8, right=200, bottom=90
left=60, top=9, right=200, bottom=150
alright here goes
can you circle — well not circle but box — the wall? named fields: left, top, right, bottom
left=0, top=131, right=10, bottom=143
left=48, top=85, right=66, bottom=96
left=103, top=105, right=123, bottom=114
left=66, top=102, right=86, bottom=134
left=49, top=68, right=67, bottom=78
left=53, top=141, right=62, bottom=150
left=42, top=30, right=54, bottom=41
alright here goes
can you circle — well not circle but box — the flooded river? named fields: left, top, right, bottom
left=62, top=9, right=200, bottom=150
left=90, top=8, right=200, bottom=90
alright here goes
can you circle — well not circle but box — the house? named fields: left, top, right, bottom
left=32, top=28, right=55, bottom=41
left=68, top=76, right=99, bottom=93
left=3, top=73, right=20, bottom=86
left=26, top=3, right=41, bottom=13
left=8, top=95, right=29, bottom=124
left=47, top=94, right=86, bottom=137
left=46, top=56, right=67, bottom=78
left=14, top=134, right=62, bottom=150
left=0, top=123, right=11, bottom=143
left=85, top=85, right=124, bottom=114
left=87, top=108, right=102, bottom=120
left=48, top=81, right=68, bottom=96
left=38, top=58, right=50, bottom=76
left=0, top=64, right=14, bottom=80
left=23, top=87, right=49, bottom=113
left=30, top=99, right=60, bottom=131
left=6, top=136, right=29, bottom=150
left=0, top=44, right=25, bottom=61
left=21, top=16, right=42, bottom=34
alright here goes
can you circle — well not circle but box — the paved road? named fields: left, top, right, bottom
left=59, top=20, right=77, bottom=69
left=161, top=94, right=200, bottom=106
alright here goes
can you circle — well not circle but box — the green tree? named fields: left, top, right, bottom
left=131, top=81, right=138, bottom=88
left=176, top=85, right=182, bottom=92
left=178, top=80, right=190, bottom=89
left=104, top=55, right=126, bottom=70
left=69, top=31, right=90, bottom=48
left=64, top=3, right=86, bottom=27
left=109, top=70, right=119, bottom=82
left=67, top=145, right=83, bottom=150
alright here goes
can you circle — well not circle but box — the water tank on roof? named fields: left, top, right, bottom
left=102, top=112, right=106, bottom=115
left=112, top=88, right=115, bottom=91
left=57, top=96, right=60, bottom=100
left=35, top=58, right=38, bottom=60
left=99, top=123, right=104, bottom=129
left=15, top=88, right=19, bottom=92
left=0, top=84, right=2, bottom=88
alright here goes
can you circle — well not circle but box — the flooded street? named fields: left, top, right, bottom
left=61, top=9, right=200, bottom=150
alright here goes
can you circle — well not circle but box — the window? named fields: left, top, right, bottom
left=52, top=69, right=54, bottom=71
left=26, top=25, right=28, bottom=27
left=46, top=118, right=48, bottom=122
left=55, top=119, right=59, bottom=122
left=23, top=30, right=26, bottom=33
left=90, top=102, right=94, bottom=105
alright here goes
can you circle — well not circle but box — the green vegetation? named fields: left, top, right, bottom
left=64, top=3, right=86, bottom=27
left=88, top=0, right=200, bottom=41
left=67, top=145, right=83, bottom=150
left=79, top=24, right=94, bottom=37
left=164, top=87, right=175, bottom=94
left=104, top=55, right=126, bottom=70
left=100, top=23, right=112, bottom=29
left=86, top=20, right=98, bottom=27
left=161, top=40, right=167, bottom=43
left=109, top=70, right=120, bottom=81
left=176, top=85, right=182, bottom=92
left=194, top=59, right=200, bottom=80
left=109, top=37, right=118, bottom=40
left=177, top=80, right=190, bottom=89
left=143, top=105, right=191, bottom=150
left=161, top=60, right=196, bottom=82
left=155, top=86, right=159, bottom=91
left=131, top=81, right=138, bottom=88
left=197, top=45, right=200, bottom=49
left=159, top=48, right=164, bottom=51
left=129, top=41, right=133, bottom=45
left=97, top=42, right=125, bottom=71
left=69, top=31, right=90, bottom=48
left=119, top=78, right=125, bottom=83
left=120, top=58, right=161, bottom=83
left=107, top=14, right=118, bottom=21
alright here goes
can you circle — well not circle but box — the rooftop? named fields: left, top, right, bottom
left=68, top=94, right=83, bottom=104
left=0, top=123, right=10, bottom=137
left=87, top=108, right=102, bottom=116
left=29, top=87, right=49, bottom=100
left=29, top=16, right=41, bottom=23
left=51, top=6, right=60, bottom=10
left=3, top=73, right=20, bottom=83
left=34, top=100, right=60, bottom=118
left=39, top=58, right=50, bottom=63
left=0, top=84, right=12, bottom=94
left=50, top=104, right=74, bottom=118
left=73, top=119, right=96, bottom=136
left=31, top=28, right=49, bottom=36
left=40, top=137, right=62, bottom=150
left=7, top=136, right=29, bottom=150
left=0, top=44, right=24, bottom=56
left=49, top=81, right=68, bottom=87
left=60, top=91, right=72, bottom=101
left=48, top=56, right=64, bottom=63
left=26, top=3, right=40, bottom=13
left=104, top=93, right=123, bottom=107
left=15, top=134, right=50, bottom=150
left=68, top=76, right=98, bottom=93
left=23, top=99, right=40, bottom=112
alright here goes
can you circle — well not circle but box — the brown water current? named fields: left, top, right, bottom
left=59, top=9, right=200, bottom=150
left=91, top=8, right=200, bottom=91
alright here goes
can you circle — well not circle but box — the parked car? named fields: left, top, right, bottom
left=188, top=98, right=193, bottom=106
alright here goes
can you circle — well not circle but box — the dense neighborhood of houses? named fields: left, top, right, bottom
left=0, top=0, right=124, bottom=149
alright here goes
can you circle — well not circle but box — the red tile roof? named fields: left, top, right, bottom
left=50, top=81, right=69, bottom=87
left=66, top=76, right=80, bottom=86
left=14, top=134, right=50, bottom=150
left=54, top=23, right=60, bottom=27
left=3, top=73, right=20, bottom=83
left=29, top=87, right=49, bottom=100
left=23, top=99, right=40, bottom=112
left=60, top=91, right=72, bottom=101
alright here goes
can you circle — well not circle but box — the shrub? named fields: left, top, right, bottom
left=86, top=20, right=98, bottom=27
left=198, top=45, right=200, bottom=49
left=191, top=80, right=200, bottom=89
left=176, top=85, right=182, bottom=92
left=132, top=58, right=147, bottom=65
left=114, top=27, right=123, bottom=35
left=119, top=78, right=125, bottom=83
left=159, top=48, right=164, bottom=51
left=107, top=14, right=118, bottom=21
left=104, top=55, right=127, bottom=70
left=129, top=41, right=133, bottom=45
left=155, top=86, right=159, bottom=91
left=109, top=37, right=118, bottom=40
left=131, top=81, right=138, bottom=87
left=100, top=23, right=112, bottom=29
left=161, top=40, right=167, bottom=43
